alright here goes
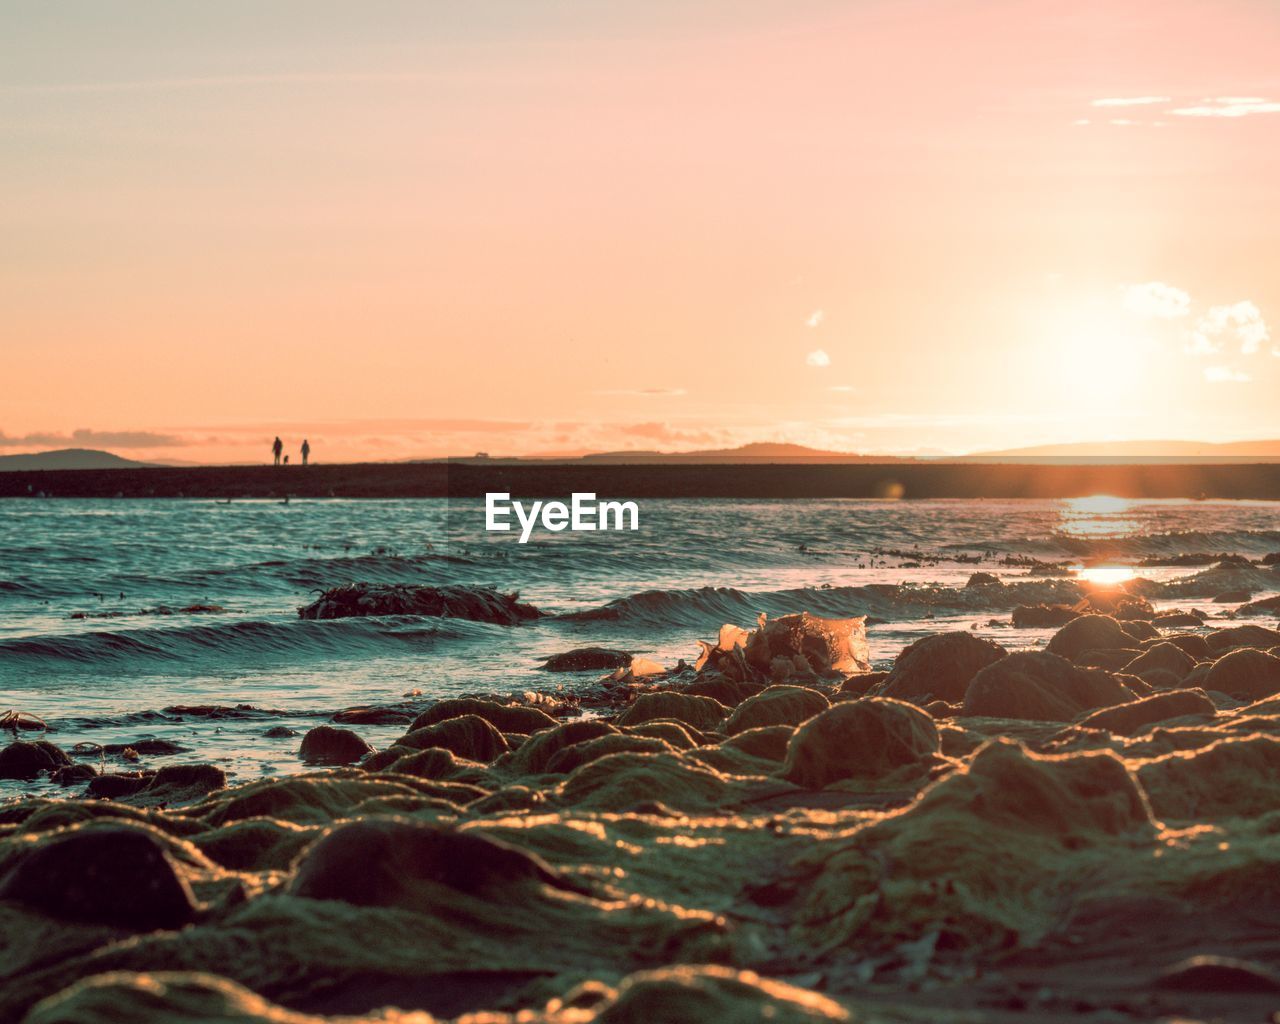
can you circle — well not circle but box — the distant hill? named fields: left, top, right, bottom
left=0, top=448, right=152, bottom=470
left=960, top=439, right=1280, bottom=463
left=577, top=442, right=911, bottom=464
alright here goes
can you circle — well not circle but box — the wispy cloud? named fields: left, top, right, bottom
left=0, top=428, right=188, bottom=449
left=1091, top=96, right=1171, bottom=107
left=805, top=309, right=824, bottom=328
left=1171, top=97, right=1280, bottom=118
left=805, top=349, right=831, bottom=368
left=1204, top=366, right=1251, bottom=383
left=0, top=72, right=441, bottom=96
left=1123, top=281, right=1191, bottom=320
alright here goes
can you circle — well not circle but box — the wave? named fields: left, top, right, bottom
left=0, top=614, right=489, bottom=668
left=944, top=529, right=1280, bottom=561
left=559, top=579, right=1089, bottom=629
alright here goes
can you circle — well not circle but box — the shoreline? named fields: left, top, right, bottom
left=3, top=460, right=1280, bottom=499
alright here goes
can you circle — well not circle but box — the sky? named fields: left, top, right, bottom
left=2, top=0, right=1279, bottom=463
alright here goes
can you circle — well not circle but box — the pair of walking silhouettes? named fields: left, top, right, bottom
left=272, top=437, right=310, bottom=466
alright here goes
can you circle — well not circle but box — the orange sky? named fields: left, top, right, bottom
left=2, top=1, right=1278, bottom=463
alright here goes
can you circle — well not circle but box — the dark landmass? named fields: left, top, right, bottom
left=963, top=438, right=1280, bottom=463
left=3, top=459, right=1280, bottom=499
left=0, top=447, right=152, bottom=471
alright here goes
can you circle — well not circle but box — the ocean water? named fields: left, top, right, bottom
left=2, top=495, right=1278, bottom=795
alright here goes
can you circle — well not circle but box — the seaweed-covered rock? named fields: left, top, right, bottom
left=504, top=720, right=618, bottom=775
left=1012, top=604, right=1079, bottom=628
left=331, top=707, right=413, bottom=726
left=546, top=734, right=675, bottom=774
left=298, top=583, right=541, bottom=624
left=1206, top=624, right=1280, bottom=655
left=725, top=685, right=829, bottom=735
left=397, top=714, right=510, bottom=762
left=1123, top=642, right=1195, bottom=680
left=291, top=817, right=581, bottom=908
left=615, top=692, right=729, bottom=731
left=1046, top=614, right=1137, bottom=661
left=409, top=698, right=557, bottom=735
left=86, top=772, right=151, bottom=799
left=874, top=632, right=1007, bottom=703
left=962, top=651, right=1133, bottom=722
left=0, top=740, right=71, bottom=780
left=1141, top=632, right=1210, bottom=660
left=0, top=826, right=198, bottom=929
left=543, top=647, right=632, bottom=672
left=298, top=725, right=373, bottom=765
left=1076, top=688, right=1215, bottom=736
left=1203, top=648, right=1280, bottom=700
left=1139, top=735, right=1280, bottom=821
left=780, top=698, right=939, bottom=788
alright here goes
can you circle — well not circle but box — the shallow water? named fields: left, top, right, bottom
left=2, top=495, right=1278, bottom=793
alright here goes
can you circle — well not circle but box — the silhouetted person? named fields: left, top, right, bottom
left=301, top=439, right=310, bottom=466
left=272, top=436, right=283, bottom=466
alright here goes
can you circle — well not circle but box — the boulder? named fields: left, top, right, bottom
left=1141, top=632, right=1210, bottom=660
left=0, top=740, right=71, bottom=780
left=542, top=647, right=632, bottom=672
left=1203, top=648, right=1280, bottom=701
left=725, top=685, right=830, bottom=735
left=0, top=826, right=198, bottom=929
left=1047, top=614, right=1137, bottom=661
left=1076, top=688, right=1216, bottom=736
left=614, top=692, right=729, bottom=731
left=780, top=698, right=940, bottom=788
left=299, top=725, right=374, bottom=765
left=962, top=651, right=1134, bottom=722
left=397, top=715, right=510, bottom=762
left=1206, top=625, right=1280, bottom=655
left=1012, top=604, right=1079, bottom=628
left=409, top=698, right=557, bottom=735
left=966, top=572, right=1001, bottom=587
left=874, top=632, right=1008, bottom=704
left=297, top=583, right=541, bottom=624
left=505, top=720, right=617, bottom=774
left=1123, top=642, right=1195, bottom=680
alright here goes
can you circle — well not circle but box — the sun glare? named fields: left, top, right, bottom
left=1075, top=564, right=1136, bottom=586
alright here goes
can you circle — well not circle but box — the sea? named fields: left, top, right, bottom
left=2, top=495, right=1278, bottom=796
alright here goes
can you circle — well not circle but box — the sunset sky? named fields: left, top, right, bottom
left=3, top=1, right=1278, bottom=463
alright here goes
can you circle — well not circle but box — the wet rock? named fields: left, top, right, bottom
left=1212, top=588, right=1254, bottom=604
left=297, top=583, right=542, bottom=624
left=0, top=826, right=198, bottom=929
left=331, top=707, right=413, bottom=726
left=543, top=647, right=632, bottom=672
left=1240, top=594, right=1280, bottom=615
left=1206, top=624, right=1280, bottom=654
left=748, top=612, right=871, bottom=675
left=409, top=697, right=558, bottom=735
left=505, top=720, right=618, bottom=774
left=1203, top=648, right=1280, bottom=700
left=1136, top=668, right=1183, bottom=690
left=780, top=698, right=940, bottom=788
left=1011, top=603, right=1079, bottom=628
left=290, top=817, right=582, bottom=908
left=1116, top=617, right=1158, bottom=640
left=142, top=763, right=227, bottom=803
left=1123, top=642, right=1195, bottom=680
left=398, top=714, right=510, bottom=762
left=0, top=740, right=71, bottom=780
left=1151, top=611, right=1206, bottom=628
left=263, top=725, right=297, bottom=738
left=725, top=685, right=829, bottom=735
left=873, top=632, right=1008, bottom=704
left=624, top=720, right=699, bottom=749
left=615, top=692, right=729, bottom=731
left=1140, top=735, right=1280, bottom=821
left=966, top=572, right=1000, bottom=587
left=962, top=651, right=1134, bottom=722
left=50, top=763, right=97, bottom=786
left=1046, top=614, right=1138, bottom=661
left=298, top=724, right=374, bottom=765
left=559, top=751, right=728, bottom=813
left=1156, top=954, right=1280, bottom=993
left=1076, top=688, right=1215, bottom=736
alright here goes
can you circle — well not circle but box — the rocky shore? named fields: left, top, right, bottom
left=4, top=606, right=1280, bottom=1022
